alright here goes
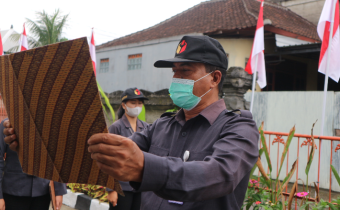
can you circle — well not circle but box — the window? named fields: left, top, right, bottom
left=99, top=58, right=109, bottom=73
left=128, top=54, right=142, bottom=70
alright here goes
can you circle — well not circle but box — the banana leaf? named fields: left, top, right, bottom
left=305, top=121, right=317, bottom=175
left=97, top=82, right=115, bottom=123
left=259, top=122, right=272, bottom=172
left=138, top=104, right=146, bottom=122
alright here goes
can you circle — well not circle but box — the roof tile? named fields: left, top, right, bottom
left=97, top=0, right=319, bottom=50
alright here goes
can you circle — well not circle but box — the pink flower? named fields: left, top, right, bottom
left=255, top=201, right=261, bottom=205
left=250, top=179, right=258, bottom=184
left=296, top=192, right=309, bottom=197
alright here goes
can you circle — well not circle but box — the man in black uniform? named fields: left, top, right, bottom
left=5, top=35, right=259, bottom=210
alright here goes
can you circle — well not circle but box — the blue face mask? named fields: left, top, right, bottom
left=169, top=72, right=212, bottom=110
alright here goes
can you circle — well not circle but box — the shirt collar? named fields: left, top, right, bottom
left=122, top=114, right=131, bottom=128
left=122, top=114, right=144, bottom=129
left=175, top=99, right=226, bottom=125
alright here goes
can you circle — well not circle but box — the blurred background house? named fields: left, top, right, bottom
left=0, top=26, right=19, bottom=54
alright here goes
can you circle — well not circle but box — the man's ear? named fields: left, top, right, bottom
left=211, top=70, right=222, bottom=88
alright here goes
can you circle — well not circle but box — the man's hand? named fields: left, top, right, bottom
left=3, top=120, right=17, bottom=151
left=88, top=133, right=144, bottom=182
left=0, top=198, right=5, bottom=210
left=107, top=191, right=118, bottom=206
left=55, top=195, right=63, bottom=210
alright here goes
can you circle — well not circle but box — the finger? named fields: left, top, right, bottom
left=4, top=134, right=17, bottom=144
left=88, top=143, right=118, bottom=154
left=88, top=133, right=124, bottom=146
left=91, top=152, right=120, bottom=168
left=3, top=120, right=11, bottom=128
left=3, top=128, right=14, bottom=136
left=8, top=141, right=18, bottom=151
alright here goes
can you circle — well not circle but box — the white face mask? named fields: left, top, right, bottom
left=125, top=105, right=142, bottom=117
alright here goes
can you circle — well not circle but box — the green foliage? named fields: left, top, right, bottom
left=276, top=126, right=295, bottom=180
left=138, top=105, right=146, bottom=122
left=242, top=179, right=285, bottom=210
left=166, top=106, right=179, bottom=113
left=9, top=9, right=69, bottom=52
left=250, top=149, right=264, bottom=179
left=275, top=161, right=297, bottom=198
left=67, top=183, right=108, bottom=202
left=331, top=165, right=340, bottom=187
left=259, top=123, right=272, bottom=173
left=97, top=82, right=115, bottom=123
left=299, top=199, right=340, bottom=210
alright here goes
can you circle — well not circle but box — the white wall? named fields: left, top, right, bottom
left=245, top=91, right=340, bottom=191
left=95, top=34, right=201, bottom=93
left=96, top=35, right=254, bottom=93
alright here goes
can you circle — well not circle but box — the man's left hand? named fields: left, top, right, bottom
left=88, top=133, right=144, bottom=182
left=55, top=195, right=63, bottom=210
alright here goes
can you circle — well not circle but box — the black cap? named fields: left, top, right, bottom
left=154, top=35, right=228, bottom=70
left=121, top=88, right=149, bottom=102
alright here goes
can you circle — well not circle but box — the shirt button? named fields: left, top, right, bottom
left=182, top=132, right=187, bottom=137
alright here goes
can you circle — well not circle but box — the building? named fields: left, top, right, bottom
left=96, top=0, right=322, bottom=94
left=268, top=0, right=329, bottom=25
left=0, top=26, right=19, bottom=54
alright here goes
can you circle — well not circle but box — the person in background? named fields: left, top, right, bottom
left=0, top=119, right=67, bottom=210
left=107, top=87, right=149, bottom=210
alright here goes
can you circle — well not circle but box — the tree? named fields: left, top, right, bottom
left=9, top=9, right=69, bottom=52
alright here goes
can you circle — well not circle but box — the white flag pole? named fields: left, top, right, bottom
left=318, top=0, right=337, bottom=189
left=320, top=0, right=337, bottom=137
left=250, top=54, right=259, bottom=113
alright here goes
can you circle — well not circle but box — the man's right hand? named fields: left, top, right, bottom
left=0, top=198, right=5, bottom=210
left=108, top=191, right=118, bottom=206
left=3, top=120, right=18, bottom=151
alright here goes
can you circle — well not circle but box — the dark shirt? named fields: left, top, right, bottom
left=108, top=114, right=149, bottom=191
left=129, top=100, right=259, bottom=210
left=0, top=119, right=67, bottom=198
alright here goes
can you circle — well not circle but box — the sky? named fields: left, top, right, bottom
left=1, top=0, right=208, bottom=45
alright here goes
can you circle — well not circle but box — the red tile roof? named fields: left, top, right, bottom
left=97, top=0, right=319, bottom=50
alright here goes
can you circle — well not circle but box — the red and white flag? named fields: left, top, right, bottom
left=20, top=24, right=28, bottom=51
left=245, top=0, right=266, bottom=89
left=0, top=32, right=3, bottom=55
left=90, top=29, right=97, bottom=76
left=318, top=0, right=340, bottom=82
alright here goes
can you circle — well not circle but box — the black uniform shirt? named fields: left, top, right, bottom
left=0, top=119, right=67, bottom=198
left=108, top=114, right=149, bottom=191
left=129, top=99, right=259, bottom=210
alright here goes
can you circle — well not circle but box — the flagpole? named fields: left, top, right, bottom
left=318, top=0, right=337, bottom=189
left=320, top=0, right=337, bottom=137
left=250, top=54, right=259, bottom=113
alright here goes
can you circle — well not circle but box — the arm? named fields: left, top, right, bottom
left=54, top=182, right=67, bottom=210
left=0, top=120, right=7, bottom=199
left=54, top=182, right=67, bottom=196
left=131, top=117, right=259, bottom=202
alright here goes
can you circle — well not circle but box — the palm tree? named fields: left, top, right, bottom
left=9, top=9, right=69, bottom=52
